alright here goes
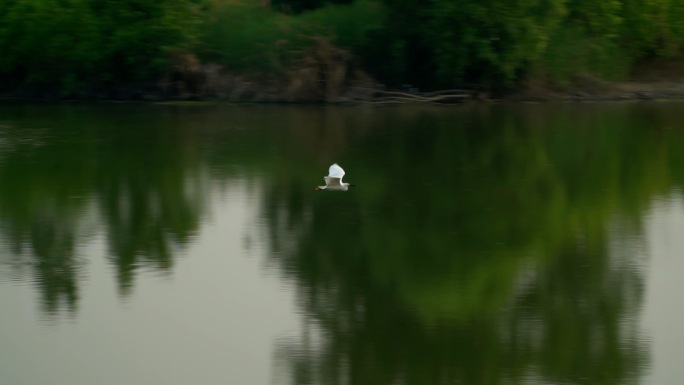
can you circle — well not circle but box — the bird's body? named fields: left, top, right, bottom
left=317, top=163, right=352, bottom=191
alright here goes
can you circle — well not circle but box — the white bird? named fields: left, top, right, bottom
left=316, top=163, right=353, bottom=191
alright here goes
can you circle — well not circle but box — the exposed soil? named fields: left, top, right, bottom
left=507, top=81, right=684, bottom=102
left=163, top=45, right=684, bottom=104
left=507, top=59, right=684, bottom=102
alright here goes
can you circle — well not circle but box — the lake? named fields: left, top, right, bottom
left=0, top=101, right=683, bottom=385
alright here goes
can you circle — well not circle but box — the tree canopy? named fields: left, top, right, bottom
left=1, top=0, right=684, bottom=96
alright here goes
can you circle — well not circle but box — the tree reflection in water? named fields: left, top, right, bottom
left=0, top=103, right=679, bottom=383
left=0, top=106, right=209, bottom=311
left=261, top=105, right=677, bottom=385
left=94, top=116, right=207, bottom=296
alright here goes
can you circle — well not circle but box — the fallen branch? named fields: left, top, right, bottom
left=339, top=88, right=472, bottom=104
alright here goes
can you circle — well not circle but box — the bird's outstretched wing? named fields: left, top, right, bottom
left=328, top=163, right=345, bottom=179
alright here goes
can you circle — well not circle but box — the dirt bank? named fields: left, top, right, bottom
left=163, top=47, right=684, bottom=104
left=507, top=81, right=684, bottom=102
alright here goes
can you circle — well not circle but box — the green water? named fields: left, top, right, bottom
left=0, top=102, right=683, bottom=385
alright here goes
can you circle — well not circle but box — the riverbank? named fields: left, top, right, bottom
left=506, top=82, right=684, bottom=103
left=4, top=77, right=684, bottom=105
left=139, top=58, right=684, bottom=104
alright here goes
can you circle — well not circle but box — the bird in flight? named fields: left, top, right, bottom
left=316, top=163, right=353, bottom=191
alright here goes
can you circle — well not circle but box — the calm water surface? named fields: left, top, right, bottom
left=0, top=102, right=683, bottom=385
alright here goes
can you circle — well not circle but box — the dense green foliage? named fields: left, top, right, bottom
left=1, top=0, right=684, bottom=96
left=0, top=0, right=201, bottom=97
left=199, top=0, right=384, bottom=73
left=369, top=0, right=684, bottom=88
